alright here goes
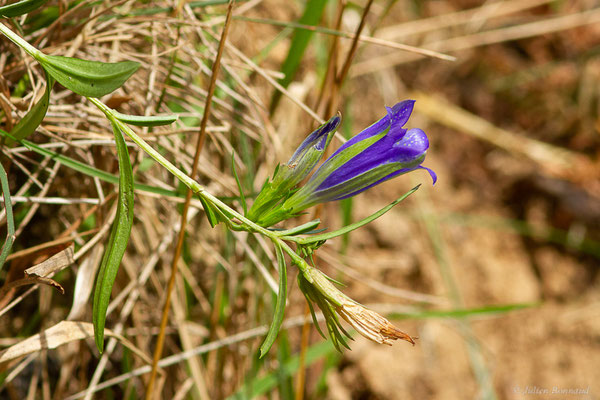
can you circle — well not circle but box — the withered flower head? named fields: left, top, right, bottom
left=335, top=301, right=415, bottom=346
left=298, top=263, right=415, bottom=350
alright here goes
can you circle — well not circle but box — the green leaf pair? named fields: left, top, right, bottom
left=259, top=242, right=288, bottom=357
left=0, top=21, right=179, bottom=354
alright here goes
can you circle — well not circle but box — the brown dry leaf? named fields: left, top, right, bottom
left=0, top=245, right=75, bottom=300
left=0, top=321, right=151, bottom=365
left=6, top=240, right=72, bottom=264
left=0, top=245, right=74, bottom=307
left=25, top=244, right=74, bottom=278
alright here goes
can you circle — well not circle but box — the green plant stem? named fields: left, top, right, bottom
left=87, top=98, right=313, bottom=274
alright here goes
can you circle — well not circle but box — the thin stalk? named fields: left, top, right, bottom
left=89, top=98, right=319, bottom=283
left=335, top=0, right=374, bottom=86
left=90, top=97, right=313, bottom=246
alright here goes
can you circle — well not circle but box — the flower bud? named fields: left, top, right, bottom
left=276, top=113, right=341, bottom=189
left=247, top=114, right=340, bottom=222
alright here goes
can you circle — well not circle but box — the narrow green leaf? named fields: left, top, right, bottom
left=228, top=341, right=335, bottom=399
left=269, top=0, right=327, bottom=113
left=10, top=71, right=54, bottom=141
left=259, top=242, right=288, bottom=358
left=113, top=111, right=177, bottom=127
left=198, top=195, right=220, bottom=228
left=231, top=153, right=247, bottom=216
left=0, top=0, right=48, bottom=17
left=272, top=219, right=321, bottom=236
left=0, top=160, right=15, bottom=273
left=297, top=273, right=326, bottom=339
left=297, top=185, right=420, bottom=244
left=92, top=123, right=135, bottom=353
left=39, top=55, right=139, bottom=97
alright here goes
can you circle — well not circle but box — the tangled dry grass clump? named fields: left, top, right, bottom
left=1, top=0, right=599, bottom=399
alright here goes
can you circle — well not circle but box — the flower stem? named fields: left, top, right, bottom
left=87, top=98, right=313, bottom=250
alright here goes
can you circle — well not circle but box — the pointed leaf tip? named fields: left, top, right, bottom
left=40, top=55, right=140, bottom=97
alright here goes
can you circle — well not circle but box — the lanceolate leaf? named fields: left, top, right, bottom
left=259, top=241, right=287, bottom=358
left=0, top=161, right=15, bottom=273
left=92, top=123, right=135, bottom=353
left=38, top=55, right=139, bottom=97
left=297, top=185, right=420, bottom=244
left=0, top=0, right=48, bottom=18
left=113, top=111, right=177, bottom=127
left=10, top=71, right=54, bottom=141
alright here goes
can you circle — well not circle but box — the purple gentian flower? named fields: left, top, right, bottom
left=255, top=100, right=435, bottom=226
left=247, top=114, right=340, bottom=222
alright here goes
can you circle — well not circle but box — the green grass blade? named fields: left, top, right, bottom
left=100, top=0, right=249, bottom=19
left=272, top=219, right=321, bottom=236
left=0, top=0, right=48, bottom=17
left=10, top=72, right=54, bottom=141
left=297, top=185, right=420, bottom=244
left=268, top=0, right=327, bottom=113
left=0, top=161, right=15, bottom=273
left=0, top=130, right=179, bottom=197
left=38, top=55, right=139, bottom=97
left=231, top=153, right=247, bottom=215
left=92, top=122, right=135, bottom=353
left=389, top=303, right=538, bottom=320
left=259, top=241, right=287, bottom=358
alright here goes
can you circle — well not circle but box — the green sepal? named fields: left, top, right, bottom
left=297, top=272, right=352, bottom=352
